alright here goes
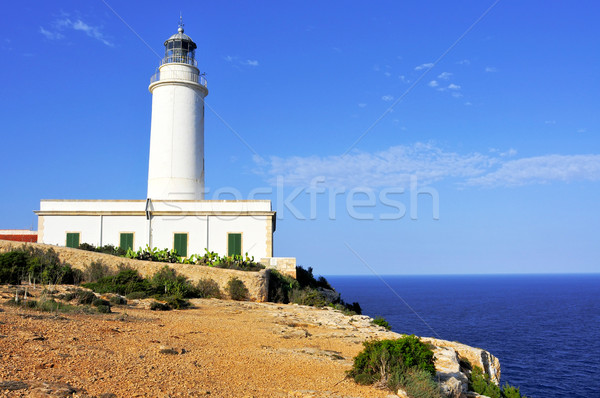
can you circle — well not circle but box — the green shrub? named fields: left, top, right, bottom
left=163, top=295, right=190, bottom=309
left=150, top=301, right=171, bottom=311
left=348, top=336, right=437, bottom=392
left=76, top=290, right=97, bottom=304
left=227, top=277, right=249, bottom=301
left=109, top=295, right=127, bottom=305
left=96, top=304, right=111, bottom=313
left=126, top=246, right=181, bottom=263
left=397, top=368, right=444, bottom=398
left=82, top=261, right=113, bottom=283
left=470, top=366, right=501, bottom=398
left=372, top=316, right=392, bottom=330
left=92, top=298, right=110, bottom=307
left=83, top=268, right=150, bottom=296
left=0, top=248, right=80, bottom=285
left=468, top=366, right=529, bottom=398
left=502, top=384, right=529, bottom=398
left=150, top=266, right=194, bottom=297
left=195, top=278, right=222, bottom=298
left=268, top=270, right=299, bottom=303
left=290, top=288, right=328, bottom=307
left=295, top=266, right=332, bottom=290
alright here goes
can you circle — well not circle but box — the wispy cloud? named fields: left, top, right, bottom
left=457, top=59, right=470, bottom=65
left=485, top=66, right=498, bottom=72
left=437, top=72, right=452, bottom=80
left=225, top=55, right=260, bottom=67
left=448, top=83, right=461, bottom=90
left=381, top=95, right=394, bottom=102
left=40, top=16, right=113, bottom=46
left=545, top=120, right=557, bottom=125
left=428, top=80, right=439, bottom=87
left=358, top=103, right=367, bottom=108
left=466, top=155, right=600, bottom=187
left=256, top=143, right=600, bottom=189
left=39, top=27, right=64, bottom=40
left=414, top=62, right=434, bottom=71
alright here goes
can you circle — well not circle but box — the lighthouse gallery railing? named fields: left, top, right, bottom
left=150, top=70, right=207, bottom=87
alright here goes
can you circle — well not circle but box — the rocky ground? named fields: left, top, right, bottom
left=0, top=285, right=498, bottom=398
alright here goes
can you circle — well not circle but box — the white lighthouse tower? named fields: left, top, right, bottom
left=147, top=21, right=208, bottom=200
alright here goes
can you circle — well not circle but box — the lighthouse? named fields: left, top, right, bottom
left=147, top=22, right=208, bottom=200
left=35, top=20, right=295, bottom=276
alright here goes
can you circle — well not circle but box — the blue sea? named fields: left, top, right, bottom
left=326, top=274, right=600, bottom=398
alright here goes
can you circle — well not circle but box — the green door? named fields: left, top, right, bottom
left=66, top=233, right=80, bottom=248
left=174, top=233, right=188, bottom=257
left=228, top=233, right=242, bottom=256
left=120, top=233, right=134, bottom=251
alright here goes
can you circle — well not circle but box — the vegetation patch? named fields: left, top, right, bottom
left=195, top=278, right=222, bottom=299
left=372, top=316, right=392, bottom=330
left=227, top=277, right=249, bottom=301
left=347, top=335, right=438, bottom=394
left=268, top=267, right=361, bottom=315
left=0, top=248, right=82, bottom=286
left=469, top=366, right=529, bottom=398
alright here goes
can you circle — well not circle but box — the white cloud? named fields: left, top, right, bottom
left=577, top=128, right=587, bottom=133
left=457, top=59, right=470, bottom=65
left=381, top=95, right=394, bottom=102
left=545, top=120, right=556, bottom=125
left=39, top=27, right=64, bottom=40
left=399, top=75, right=409, bottom=83
left=71, top=19, right=113, bottom=46
left=428, top=80, right=439, bottom=88
left=244, top=59, right=259, bottom=66
left=225, top=56, right=259, bottom=67
left=256, top=144, right=600, bottom=189
left=384, top=71, right=391, bottom=77
left=224, top=55, right=235, bottom=62
left=40, top=17, right=112, bottom=46
left=437, top=72, right=452, bottom=80
left=415, top=62, right=434, bottom=71
left=448, top=84, right=461, bottom=90
left=466, top=155, right=600, bottom=187
left=258, top=143, right=493, bottom=188
left=451, top=92, right=463, bottom=98
left=358, top=103, right=367, bottom=108
left=485, top=66, right=498, bottom=72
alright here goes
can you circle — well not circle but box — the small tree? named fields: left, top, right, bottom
left=227, top=277, right=249, bottom=301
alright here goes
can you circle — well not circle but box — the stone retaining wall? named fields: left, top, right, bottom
left=0, top=240, right=269, bottom=302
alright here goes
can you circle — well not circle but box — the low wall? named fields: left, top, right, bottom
left=0, top=240, right=269, bottom=302
left=260, top=257, right=296, bottom=278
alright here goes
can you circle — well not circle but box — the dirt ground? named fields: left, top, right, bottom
left=0, top=286, right=396, bottom=398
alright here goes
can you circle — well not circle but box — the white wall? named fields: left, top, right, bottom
left=37, top=200, right=273, bottom=259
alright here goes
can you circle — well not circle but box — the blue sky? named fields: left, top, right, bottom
left=1, top=1, right=598, bottom=275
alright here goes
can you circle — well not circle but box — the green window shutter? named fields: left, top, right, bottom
left=228, top=233, right=241, bottom=256
left=66, top=233, right=80, bottom=248
left=120, top=233, right=134, bottom=251
left=174, top=233, right=188, bottom=257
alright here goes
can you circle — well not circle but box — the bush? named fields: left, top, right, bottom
left=268, top=270, right=299, bottom=303
left=83, top=268, right=150, bottom=296
left=348, top=336, right=437, bottom=392
left=295, top=266, right=332, bottom=290
left=195, top=278, right=222, bottom=299
left=92, top=298, right=110, bottom=308
left=0, top=248, right=80, bottom=285
left=82, top=261, right=113, bottom=283
left=96, top=304, right=111, bottom=313
left=397, top=368, right=444, bottom=398
left=164, top=295, right=190, bottom=309
left=290, top=288, right=328, bottom=307
left=468, top=366, right=529, bottom=398
left=150, top=266, right=194, bottom=297
left=227, top=277, right=249, bottom=301
left=372, top=316, right=392, bottom=330
left=76, top=290, right=97, bottom=304
left=150, top=301, right=171, bottom=311
left=109, top=295, right=127, bottom=305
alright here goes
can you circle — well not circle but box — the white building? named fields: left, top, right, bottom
left=35, top=23, right=292, bottom=268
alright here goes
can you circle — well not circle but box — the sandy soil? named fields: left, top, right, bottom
left=0, top=286, right=396, bottom=398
